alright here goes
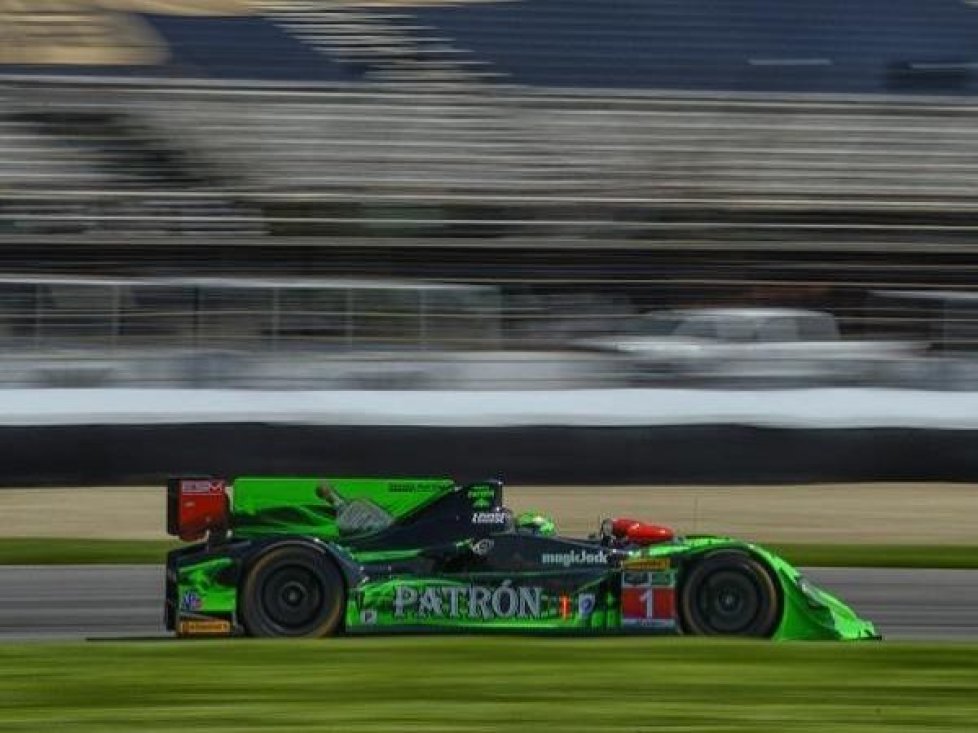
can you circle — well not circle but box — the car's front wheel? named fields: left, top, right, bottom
left=678, top=551, right=781, bottom=637
left=240, top=546, right=345, bottom=638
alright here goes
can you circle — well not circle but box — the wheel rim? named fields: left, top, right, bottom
left=260, top=564, right=324, bottom=631
left=695, top=569, right=762, bottom=634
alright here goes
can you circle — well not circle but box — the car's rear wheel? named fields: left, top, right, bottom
left=678, top=551, right=781, bottom=637
left=240, top=546, right=345, bottom=638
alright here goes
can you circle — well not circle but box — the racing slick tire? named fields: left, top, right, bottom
left=678, top=551, right=781, bottom=638
left=240, top=546, right=345, bottom=638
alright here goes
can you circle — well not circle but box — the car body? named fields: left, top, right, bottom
left=165, top=476, right=878, bottom=640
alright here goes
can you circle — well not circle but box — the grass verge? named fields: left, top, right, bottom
left=1, top=638, right=977, bottom=732
left=767, top=543, right=978, bottom=569
left=1, top=538, right=977, bottom=568
left=0, top=538, right=178, bottom=565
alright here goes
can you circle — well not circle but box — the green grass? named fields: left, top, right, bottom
left=0, top=538, right=178, bottom=565
left=1, top=538, right=977, bottom=568
left=767, top=543, right=978, bottom=569
left=0, top=638, right=976, bottom=732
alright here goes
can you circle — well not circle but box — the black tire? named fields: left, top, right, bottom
left=240, top=546, right=345, bottom=638
left=679, top=551, right=781, bottom=638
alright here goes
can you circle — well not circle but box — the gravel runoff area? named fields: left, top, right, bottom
left=0, top=483, right=976, bottom=544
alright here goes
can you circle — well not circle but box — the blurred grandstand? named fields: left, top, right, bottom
left=3, top=0, right=978, bottom=388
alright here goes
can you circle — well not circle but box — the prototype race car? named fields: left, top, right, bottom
left=165, top=476, right=878, bottom=640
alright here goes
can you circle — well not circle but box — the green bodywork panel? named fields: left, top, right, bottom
left=231, top=477, right=455, bottom=540
left=620, top=537, right=877, bottom=641
left=176, top=557, right=236, bottom=616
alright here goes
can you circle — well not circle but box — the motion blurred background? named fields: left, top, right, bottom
left=2, top=0, right=978, bottom=393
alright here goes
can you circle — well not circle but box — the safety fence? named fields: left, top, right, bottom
left=0, top=272, right=972, bottom=389
left=1, top=422, right=976, bottom=486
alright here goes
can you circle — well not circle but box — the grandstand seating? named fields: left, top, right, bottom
left=6, top=1, right=978, bottom=237
left=0, top=114, right=111, bottom=191
left=7, top=80, right=978, bottom=241
left=0, top=85, right=264, bottom=235
left=142, top=12, right=356, bottom=82
left=388, top=0, right=978, bottom=93
left=263, top=3, right=496, bottom=83
left=134, top=88, right=978, bottom=212
left=5, top=0, right=978, bottom=93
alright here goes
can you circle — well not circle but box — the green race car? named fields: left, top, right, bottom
left=164, top=476, right=878, bottom=641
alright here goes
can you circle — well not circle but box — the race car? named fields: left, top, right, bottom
left=164, top=476, right=878, bottom=640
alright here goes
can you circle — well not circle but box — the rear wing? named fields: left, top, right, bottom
left=166, top=475, right=498, bottom=543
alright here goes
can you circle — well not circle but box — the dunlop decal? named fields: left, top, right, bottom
left=177, top=618, right=232, bottom=636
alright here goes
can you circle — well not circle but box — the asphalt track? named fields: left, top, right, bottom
left=0, top=566, right=975, bottom=641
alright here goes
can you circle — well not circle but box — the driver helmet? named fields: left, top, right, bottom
left=515, top=511, right=557, bottom=536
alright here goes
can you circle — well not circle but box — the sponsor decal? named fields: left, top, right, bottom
left=177, top=619, right=232, bottom=636
left=394, top=581, right=542, bottom=620
left=388, top=481, right=440, bottom=493
left=470, top=538, right=494, bottom=556
left=577, top=593, right=596, bottom=618
left=472, top=511, right=507, bottom=525
left=360, top=609, right=378, bottom=625
left=622, top=557, right=671, bottom=572
left=541, top=549, right=608, bottom=568
left=624, top=571, right=671, bottom=585
left=467, top=485, right=496, bottom=509
left=180, top=479, right=225, bottom=495
left=621, top=571, right=676, bottom=629
left=179, top=590, right=202, bottom=612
